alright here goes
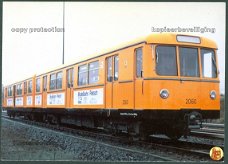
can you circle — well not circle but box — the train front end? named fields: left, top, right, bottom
left=144, top=34, right=220, bottom=139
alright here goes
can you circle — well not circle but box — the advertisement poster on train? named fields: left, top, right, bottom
left=47, top=93, right=65, bottom=105
left=74, top=88, right=104, bottom=105
left=35, top=95, right=42, bottom=105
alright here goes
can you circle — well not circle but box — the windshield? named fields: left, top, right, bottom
left=155, top=46, right=217, bottom=78
left=201, top=49, right=217, bottom=78
left=179, top=47, right=199, bottom=77
left=155, top=46, right=177, bottom=76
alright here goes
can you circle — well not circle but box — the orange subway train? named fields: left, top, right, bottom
left=2, top=33, right=220, bottom=140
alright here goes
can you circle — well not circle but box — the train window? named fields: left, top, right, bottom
left=114, top=56, right=119, bottom=81
left=201, top=49, right=217, bottom=78
left=8, top=86, right=12, bottom=96
left=16, top=84, right=19, bottom=95
left=67, top=68, right=74, bottom=87
left=56, top=72, right=63, bottom=89
left=43, top=76, right=47, bottom=91
left=11, top=86, right=13, bottom=96
left=16, top=84, right=22, bottom=95
left=36, top=78, right=41, bottom=92
left=20, top=84, right=22, bottom=95
left=180, top=47, right=199, bottom=77
left=24, top=81, right=27, bottom=94
left=78, top=65, right=88, bottom=86
left=72, top=69, right=74, bottom=86
left=89, top=61, right=99, bottom=84
left=19, top=84, right=22, bottom=95
left=10, top=86, right=13, bottom=96
left=50, top=73, right=56, bottom=90
left=3, top=88, right=6, bottom=98
left=16, top=85, right=18, bottom=95
left=156, top=46, right=177, bottom=76
left=28, top=80, right=32, bottom=93
left=136, top=48, right=143, bottom=78
left=107, top=57, right=112, bottom=82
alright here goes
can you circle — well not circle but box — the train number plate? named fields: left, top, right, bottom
left=186, top=98, right=197, bottom=104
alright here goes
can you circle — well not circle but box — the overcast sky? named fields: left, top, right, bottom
left=2, top=2, right=226, bottom=93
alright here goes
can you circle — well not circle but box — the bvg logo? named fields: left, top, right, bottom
left=210, top=147, right=224, bottom=161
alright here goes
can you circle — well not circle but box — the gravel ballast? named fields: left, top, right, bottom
left=1, top=118, right=167, bottom=161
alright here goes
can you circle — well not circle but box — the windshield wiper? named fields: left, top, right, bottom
left=156, top=50, right=159, bottom=63
left=212, top=56, right=217, bottom=74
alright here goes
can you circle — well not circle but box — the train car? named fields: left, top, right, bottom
left=3, top=33, right=220, bottom=140
left=3, top=76, right=36, bottom=117
left=3, top=85, right=14, bottom=109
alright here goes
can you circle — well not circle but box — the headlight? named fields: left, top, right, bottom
left=160, top=89, right=169, bottom=99
left=210, top=90, right=216, bottom=100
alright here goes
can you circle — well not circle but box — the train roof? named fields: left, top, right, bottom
left=5, top=33, right=218, bottom=86
left=37, top=33, right=217, bottom=76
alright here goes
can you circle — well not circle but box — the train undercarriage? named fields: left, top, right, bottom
left=5, top=108, right=219, bottom=140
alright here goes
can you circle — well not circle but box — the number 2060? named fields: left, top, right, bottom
left=186, top=99, right=197, bottom=104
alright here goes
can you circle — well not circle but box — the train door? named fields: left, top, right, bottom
left=178, top=47, right=201, bottom=109
left=66, top=68, right=74, bottom=108
left=23, top=81, right=27, bottom=107
left=106, top=56, right=113, bottom=108
left=42, top=75, right=47, bottom=108
left=3, top=88, right=7, bottom=107
left=105, top=55, right=119, bottom=109
left=13, top=85, right=16, bottom=107
left=134, top=48, right=144, bottom=108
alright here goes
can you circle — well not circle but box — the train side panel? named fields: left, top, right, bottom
left=46, top=70, right=66, bottom=109
left=72, top=57, right=105, bottom=109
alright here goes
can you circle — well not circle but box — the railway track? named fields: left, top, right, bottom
left=1, top=112, right=223, bottom=161
left=190, top=123, right=224, bottom=139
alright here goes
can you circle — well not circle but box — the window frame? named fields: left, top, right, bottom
left=107, top=57, right=113, bottom=82
left=114, top=56, right=119, bottom=81
left=16, top=84, right=19, bottom=95
left=88, top=61, right=99, bottom=84
left=135, top=47, right=143, bottom=78
left=16, top=83, right=22, bottom=95
left=155, top=45, right=178, bottom=76
left=50, top=73, right=56, bottom=90
left=24, top=81, right=27, bottom=94
left=200, top=48, right=217, bottom=78
left=43, top=75, right=47, bottom=91
left=78, top=64, right=88, bottom=86
left=28, top=80, right=33, bottom=94
left=56, top=71, right=63, bottom=89
left=8, top=86, right=13, bottom=97
left=179, top=46, right=200, bottom=77
left=36, top=78, right=41, bottom=93
left=67, top=68, right=74, bottom=88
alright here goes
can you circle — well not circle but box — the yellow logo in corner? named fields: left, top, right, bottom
left=210, top=146, right=224, bottom=161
